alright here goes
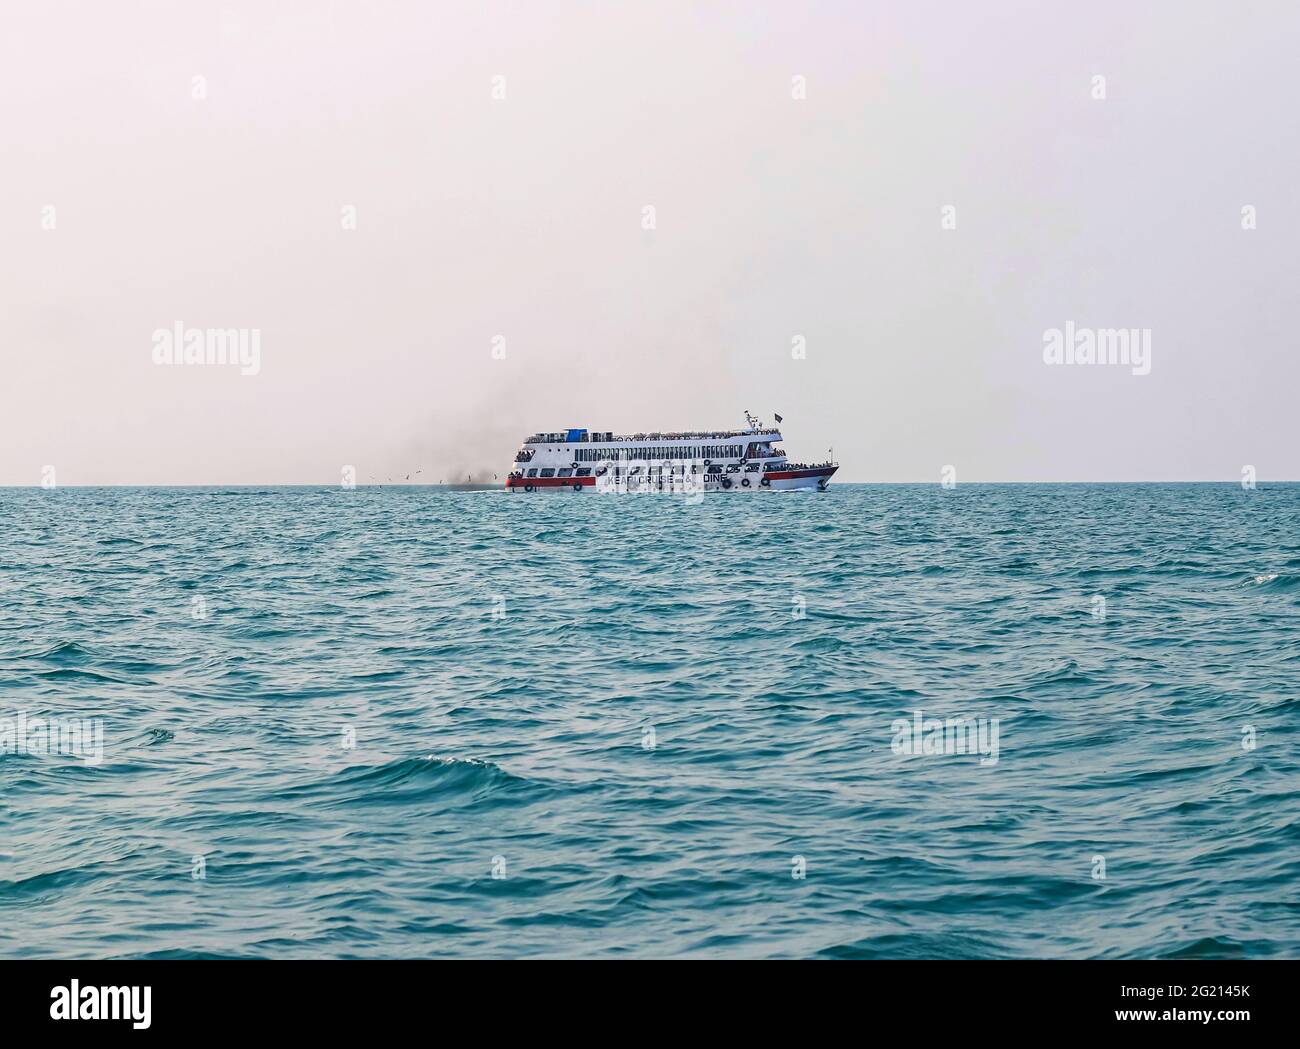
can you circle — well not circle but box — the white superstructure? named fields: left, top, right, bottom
left=505, top=413, right=837, bottom=494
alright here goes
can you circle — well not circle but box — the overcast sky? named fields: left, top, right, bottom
left=2, top=1, right=1297, bottom=484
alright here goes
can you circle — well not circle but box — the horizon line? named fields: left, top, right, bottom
left=3, top=480, right=1297, bottom=489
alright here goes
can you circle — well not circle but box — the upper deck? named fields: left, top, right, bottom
left=524, top=427, right=782, bottom=445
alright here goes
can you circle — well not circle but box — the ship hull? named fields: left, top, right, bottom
left=506, top=466, right=837, bottom=493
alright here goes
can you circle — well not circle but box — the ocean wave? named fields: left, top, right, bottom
left=278, top=756, right=560, bottom=811
left=1241, top=571, right=1298, bottom=591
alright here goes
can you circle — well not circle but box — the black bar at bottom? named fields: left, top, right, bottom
left=0, top=958, right=1288, bottom=1035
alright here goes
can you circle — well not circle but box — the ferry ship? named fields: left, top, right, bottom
left=506, top=413, right=837, bottom=493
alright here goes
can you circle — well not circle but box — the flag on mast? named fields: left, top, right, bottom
left=774, top=413, right=783, bottom=423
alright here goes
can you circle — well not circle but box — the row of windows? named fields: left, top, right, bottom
left=574, top=444, right=744, bottom=462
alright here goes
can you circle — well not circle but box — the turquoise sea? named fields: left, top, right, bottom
left=1, top=483, right=1297, bottom=958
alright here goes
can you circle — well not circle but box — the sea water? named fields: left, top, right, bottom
left=1, top=483, right=1297, bottom=958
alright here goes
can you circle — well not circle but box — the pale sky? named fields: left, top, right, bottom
left=2, top=1, right=1297, bottom=484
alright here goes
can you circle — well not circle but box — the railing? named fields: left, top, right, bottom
left=524, top=428, right=781, bottom=444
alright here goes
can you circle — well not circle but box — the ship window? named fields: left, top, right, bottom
left=540, top=468, right=555, bottom=478
left=526, top=468, right=538, bottom=477
left=558, top=468, right=573, bottom=477
left=575, top=468, right=591, bottom=477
